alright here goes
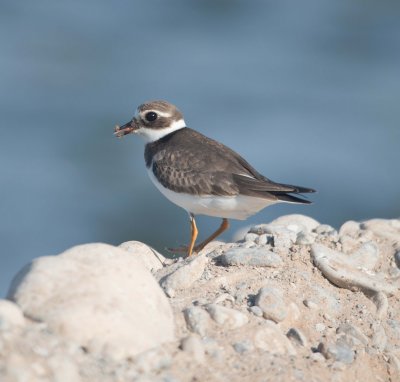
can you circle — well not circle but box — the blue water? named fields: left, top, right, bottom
left=1, top=0, right=399, bottom=296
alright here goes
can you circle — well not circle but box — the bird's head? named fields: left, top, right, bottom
left=114, top=100, right=186, bottom=143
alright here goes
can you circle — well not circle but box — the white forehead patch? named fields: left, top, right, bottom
left=135, top=119, right=186, bottom=143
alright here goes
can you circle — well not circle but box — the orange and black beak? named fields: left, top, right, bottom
left=114, top=118, right=139, bottom=138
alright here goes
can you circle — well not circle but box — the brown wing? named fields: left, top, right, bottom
left=145, top=128, right=315, bottom=201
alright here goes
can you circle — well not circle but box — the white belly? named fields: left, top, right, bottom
left=147, top=168, right=278, bottom=220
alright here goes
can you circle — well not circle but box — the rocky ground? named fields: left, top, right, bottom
left=1, top=214, right=400, bottom=382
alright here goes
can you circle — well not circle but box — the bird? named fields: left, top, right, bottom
left=114, top=100, right=315, bottom=257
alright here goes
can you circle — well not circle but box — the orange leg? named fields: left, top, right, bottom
left=168, top=217, right=229, bottom=257
left=187, top=214, right=198, bottom=257
left=193, top=218, right=229, bottom=253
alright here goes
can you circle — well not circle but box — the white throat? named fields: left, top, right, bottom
left=136, top=119, right=186, bottom=143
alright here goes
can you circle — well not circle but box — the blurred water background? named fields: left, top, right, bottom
left=1, top=0, right=399, bottom=297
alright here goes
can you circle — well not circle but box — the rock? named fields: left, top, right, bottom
left=287, top=328, right=308, bottom=347
left=255, top=233, right=273, bottom=246
left=244, top=233, right=258, bottom=242
left=315, top=323, right=326, bottom=333
left=273, top=232, right=295, bottom=251
left=318, top=342, right=355, bottom=364
left=47, top=355, right=81, bottom=382
left=253, top=321, right=296, bottom=356
left=336, top=324, right=369, bottom=346
left=388, top=353, right=400, bottom=379
left=255, top=286, right=287, bottom=323
left=361, top=219, right=400, bottom=244
left=249, top=306, right=263, bottom=317
left=118, top=240, right=166, bottom=272
left=249, top=225, right=297, bottom=243
left=268, top=214, right=320, bottom=233
left=350, top=242, right=379, bottom=271
left=371, top=324, right=387, bottom=352
left=203, top=338, right=224, bottom=361
left=339, top=221, right=361, bottom=237
left=303, top=299, right=318, bottom=309
left=183, top=306, right=210, bottom=337
left=218, top=248, right=282, bottom=267
left=371, top=291, right=389, bottom=319
left=395, top=251, right=400, bottom=269
left=314, top=224, right=337, bottom=237
left=180, top=334, right=205, bottom=364
left=233, top=340, right=253, bottom=354
left=7, top=243, right=175, bottom=359
left=213, top=293, right=235, bottom=305
left=0, top=299, right=25, bottom=330
left=133, top=347, right=171, bottom=374
left=295, top=231, right=316, bottom=245
left=205, top=304, right=248, bottom=329
left=311, top=244, right=399, bottom=296
left=160, top=254, right=208, bottom=297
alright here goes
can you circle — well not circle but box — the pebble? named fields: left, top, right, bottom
left=244, top=233, right=258, bottom=242
left=287, top=328, right=308, bottom=347
left=338, top=220, right=361, bottom=237
left=255, top=287, right=287, bottom=323
left=183, top=306, right=210, bottom=337
left=249, top=306, right=263, bottom=317
left=267, top=214, right=320, bottom=233
left=371, top=324, right=387, bottom=352
left=0, top=299, right=25, bottom=330
left=180, top=335, right=205, bottom=364
left=255, top=233, right=273, bottom=246
left=295, top=231, right=316, bottom=245
left=314, top=224, right=337, bottom=237
left=303, top=299, right=318, bottom=309
left=205, top=304, right=249, bottom=329
left=232, top=340, right=253, bottom=354
left=311, top=244, right=398, bottom=296
left=213, top=293, right=235, bottom=305
left=318, top=342, right=354, bottom=364
left=253, top=321, right=296, bottom=356
left=395, top=251, right=400, bottom=269
left=202, top=338, right=224, bottom=361
left=217, top=248, right=282, bottom=267
left=371, top=291, right=388, bottom=319
left=160, top=254, right=208, bottom=297
left=315, top=323, right=326, bottom=332
left=133, top=348, right=172, bottom=374
left=273, top=232, right=295, bottom=251
left=336, top=324, right=369, bottom=346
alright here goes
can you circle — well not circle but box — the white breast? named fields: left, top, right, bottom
left=147, top=167, right=279, bottom=220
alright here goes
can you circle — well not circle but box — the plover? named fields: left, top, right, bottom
left=115, top=100, right=315, bottom=257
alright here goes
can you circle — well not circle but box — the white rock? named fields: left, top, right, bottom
left=160, top=254, right=208, bottom=297
left=0, top=299, right=25, bottom=330
left=119, top=240, right=166, bottom=272
left=311, top=244, right=399, bottom=296
left=205, top=304, right=248, bottom=329
left=7, top=243, right=175, bottom=359
left=269, top=214, right=320, bottom=233
left=287, top=328, right=308, bottom=347
left=253, top=321, right=296, bottom=356
left=181, top=334, right=205, bottom=364
left=371, top=291, right=389, bottom=319
left=255, top=286, right=287, bottom=323
left=183, top=306, right=211, bottom=337
left=339, top=220, right=361, bottom=237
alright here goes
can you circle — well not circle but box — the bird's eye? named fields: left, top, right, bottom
left=145, top=112, right=158, bottom=122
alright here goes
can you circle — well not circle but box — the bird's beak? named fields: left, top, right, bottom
left=114, top=118, right=139, bottom=138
